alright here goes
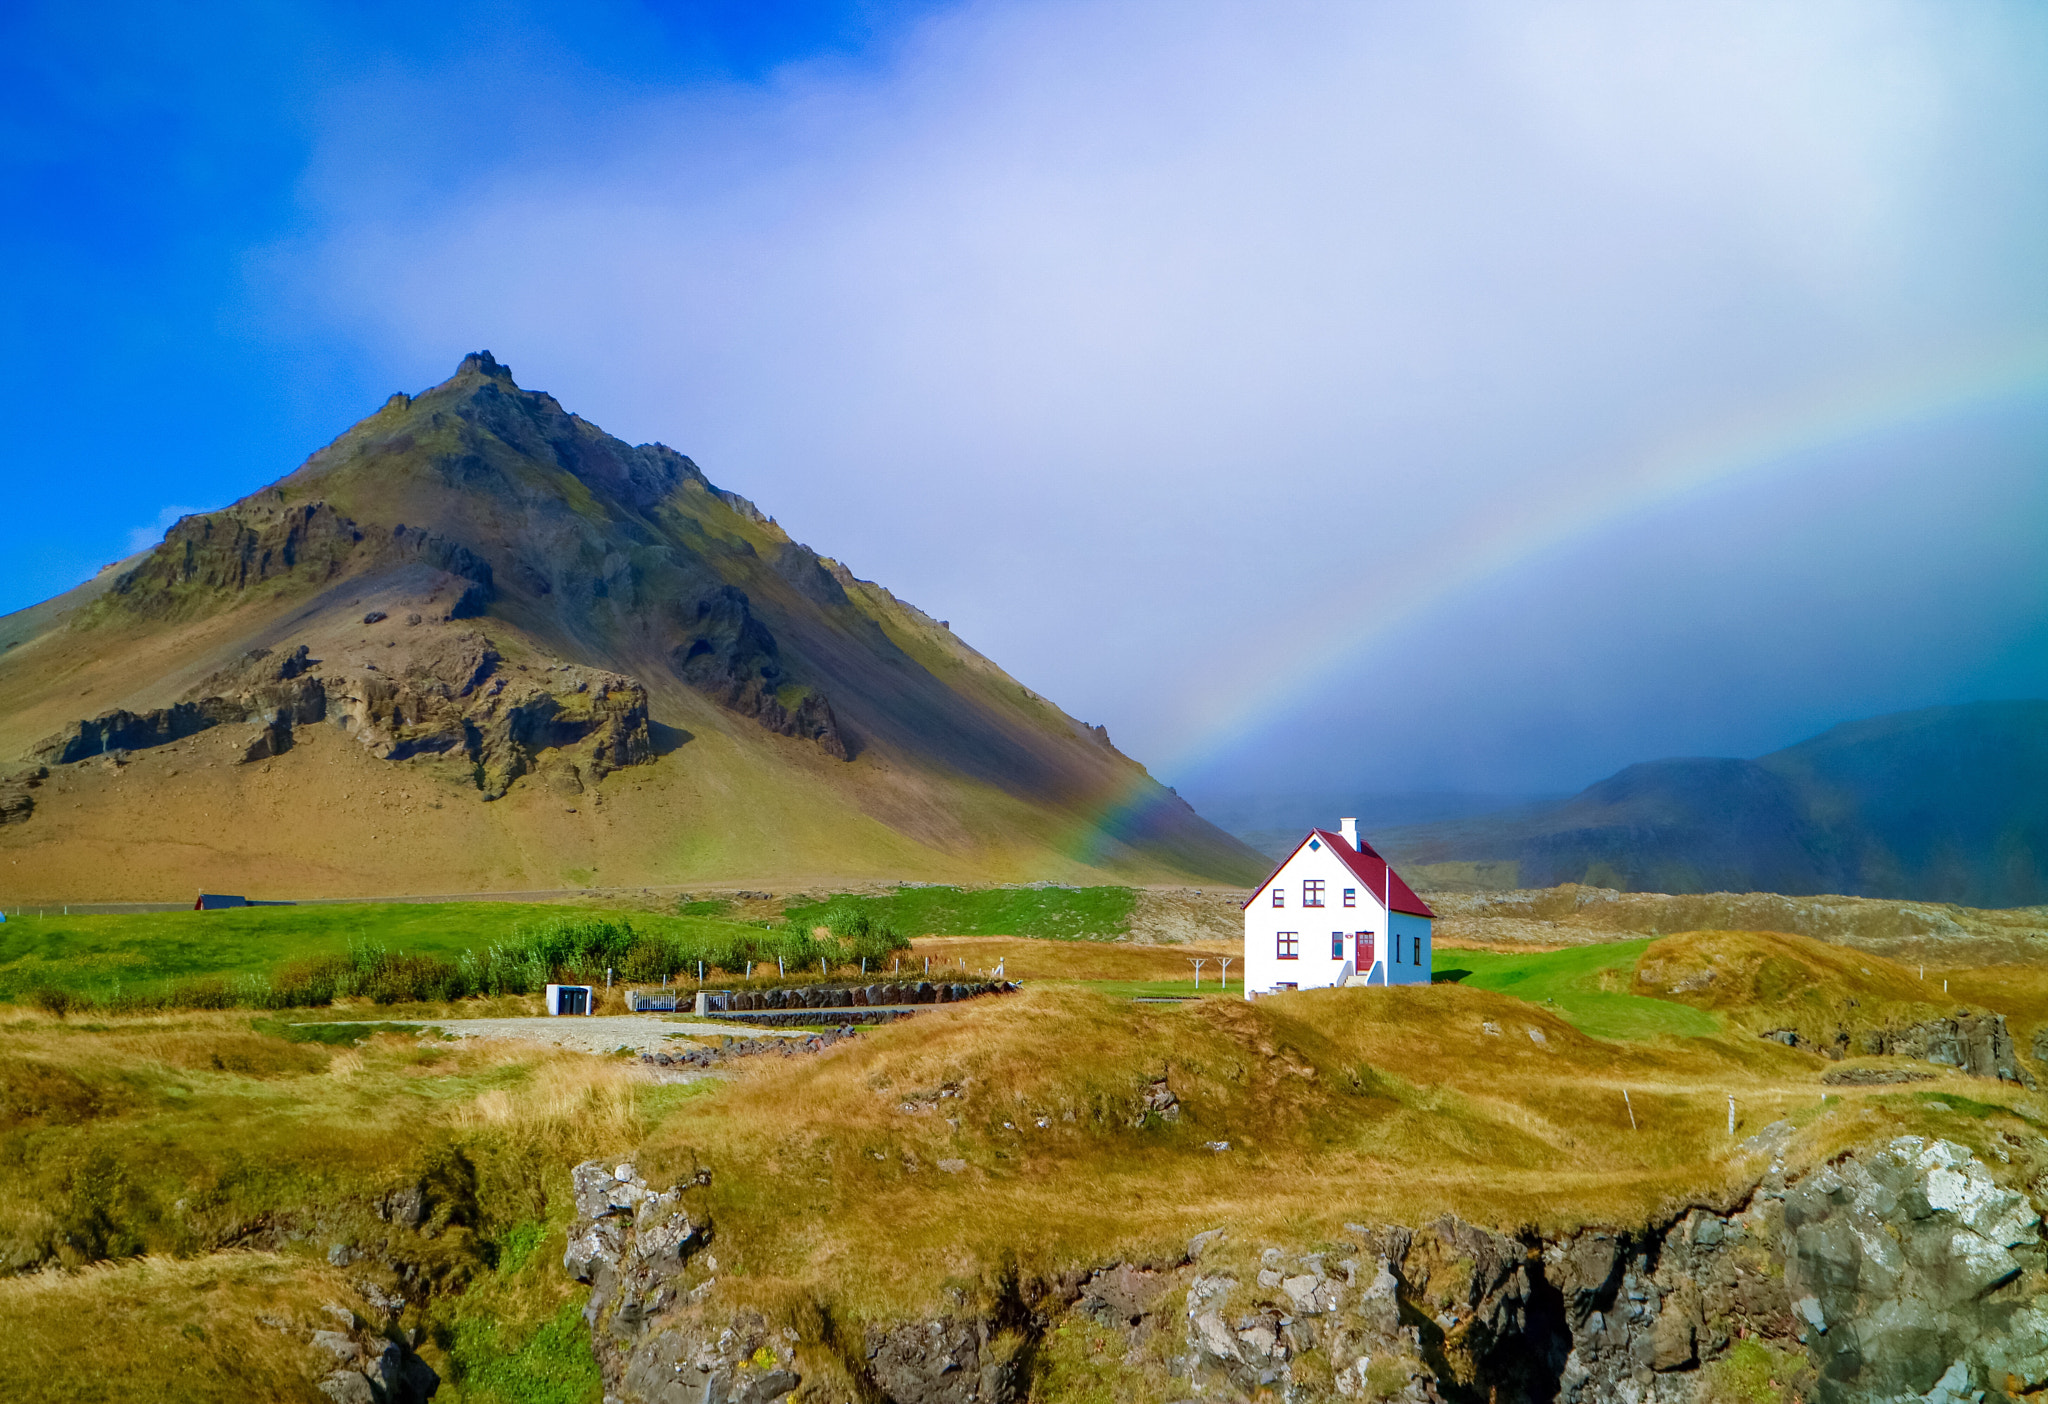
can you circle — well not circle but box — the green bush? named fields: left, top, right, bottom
left=781, top=885, right=1136, bottom=942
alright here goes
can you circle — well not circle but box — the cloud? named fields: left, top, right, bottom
left=124, top=505, right=202, bottom=557
left=269, top=0, right=2048, bottom=792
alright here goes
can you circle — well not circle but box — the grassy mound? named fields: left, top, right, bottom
left=1433, top=940, right=1721, bottom=1040
left=1632, top=929, right=1969, bottom=1045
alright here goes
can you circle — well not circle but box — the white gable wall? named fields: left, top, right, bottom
left=1241, top=835, right=1433, bottom=997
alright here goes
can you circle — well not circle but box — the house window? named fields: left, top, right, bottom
left=1277, top=932, right=1299, bottom=960
left=1343, top=888, right=1356, bottom=907
left=1272, top=888, right=1284, bottom=908
left=1303, top=880, right=1325, bottom=907
left=1393, top=935, right=1401, bottom=963
left=1331, top=932, right=1344, bottom=960
left=1414, top=935, right=1423, bottom=964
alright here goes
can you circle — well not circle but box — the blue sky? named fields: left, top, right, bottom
left=6, top=1, right=2048, bottom=809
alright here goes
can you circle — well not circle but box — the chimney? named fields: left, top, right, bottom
left=1338, top=817, right=1359, bottom=850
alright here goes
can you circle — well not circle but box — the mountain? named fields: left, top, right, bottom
left=1376, top=701, right=2048, bottom=906
left=1189, top=790, right=1558, bottom=861
left=0, top=352, right=1264, bottom=899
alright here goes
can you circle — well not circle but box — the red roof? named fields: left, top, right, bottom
left=1240, top=829, right=1435, bottom=918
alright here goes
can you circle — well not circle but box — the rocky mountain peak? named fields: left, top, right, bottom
left=454, top=350, right=516, bottom=384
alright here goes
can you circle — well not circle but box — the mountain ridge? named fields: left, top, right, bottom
left=1378, top=699, right=2048, bottom=906
left=0, top=352, right=1263, bottom=899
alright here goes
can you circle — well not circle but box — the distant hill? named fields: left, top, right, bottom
left=1191, top=790, right=1556, bottom=860
left=0, top=352, right=1263, bottom=899
left=1377, top=702, right=2048, bottom=907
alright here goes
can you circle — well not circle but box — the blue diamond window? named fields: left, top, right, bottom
left=1308, top=839, right=1321, bottom=850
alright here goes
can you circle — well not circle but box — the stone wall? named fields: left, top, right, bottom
left=707, top=980, right=1014, bottom=1013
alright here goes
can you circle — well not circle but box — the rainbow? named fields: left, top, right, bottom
left=1066, top=340, right=2048, bottom=867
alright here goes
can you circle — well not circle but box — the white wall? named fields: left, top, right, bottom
left=1245, top=843, right=1392, bottom=994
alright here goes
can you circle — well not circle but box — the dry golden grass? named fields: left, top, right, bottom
left=0, top=1251, right=375, bottom=1403
left=626, top=978, right=2048, bottom=1319
left=1638, top=929, right=1937, bottom=1011
left=452, top=1047, right=647, bottom=1144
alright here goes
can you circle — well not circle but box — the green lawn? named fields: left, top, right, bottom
left=781, top=885, right=1137, bottom=941
left=1433, top=940, right=1722, bottom=1041
left=0, top=902, right=771, bottom=1002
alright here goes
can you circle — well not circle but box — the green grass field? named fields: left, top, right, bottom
left=780, top=885, right=1137, bottom=940
left=1434, top=940, right=1723, bottom=1041
left=0, top=891, right=1135, bottom=1009
left=0, top=902, right=774, bottom=1003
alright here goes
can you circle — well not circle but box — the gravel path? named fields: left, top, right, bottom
left=329, top=1015, right=802, bottom=1057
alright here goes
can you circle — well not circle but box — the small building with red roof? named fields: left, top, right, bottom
left=1241, top=818, right=1434, bottom=997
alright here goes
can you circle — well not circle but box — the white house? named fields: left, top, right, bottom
left=1242, top=818, right=1434, bottom=997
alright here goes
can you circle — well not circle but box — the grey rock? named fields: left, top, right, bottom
left=378, top=1183, right=427, bottom=1229
left=311, top=1330, right=361, bottom=1362
left=318, top=1372, right=376, bottom=1404
left=1858, top=1013, right=2036, bottom=1086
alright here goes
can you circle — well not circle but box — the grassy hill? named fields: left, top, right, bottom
left=0, top=353, right=1264, bottom=900
left=3, top=923, right=2041, bottom=1402
left=1381, top=701, right=2048, bottom=905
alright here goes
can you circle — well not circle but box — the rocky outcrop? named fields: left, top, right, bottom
left=562, top=1138, right=2048, bottom=1404
left=21, top=628, right=655, bottom=801
left=33, top=697, right=246, bottom=764
left=561, top=1161, right=771, bottom=1404
left=1779, top=1138, right=2048, bottom=1404
left=97, top=500, right=493, bottom=623
left=303, top=1300, right=440, bottom=1404
left=0, top=765, right=45, bottom=824
left=862, top=1317, right=1029, bottom=1404
left=672, top=585, right=848, bottom=759
left=1864, top=1015, right=2036, bottom=1088
left=770, top=540, right=852, bottom=610
left=1760, top=1013, right=2035, bottom=1087
left=325, top=631, right=652, bottom=799
left=30, top=645, right=327, bottom=766
left=258, top=1290, right=437, bottom=1404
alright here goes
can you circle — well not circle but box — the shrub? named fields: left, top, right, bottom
left=29, top=987, right=73, bottom=1019
left=9, top=912, right=917, bottom=1018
